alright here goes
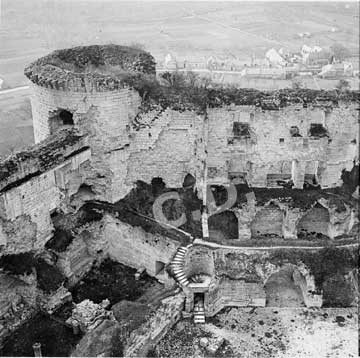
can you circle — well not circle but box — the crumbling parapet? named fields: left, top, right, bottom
left=0, top=129, right=89, bottom=192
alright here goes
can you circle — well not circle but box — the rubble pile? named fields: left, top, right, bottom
left=66, top=299, right=112, bottom=333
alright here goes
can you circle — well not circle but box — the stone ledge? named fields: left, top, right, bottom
left=0, top=129, right=89, bottom=193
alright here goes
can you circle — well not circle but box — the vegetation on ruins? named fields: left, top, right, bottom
left=128, top=70, right=360, bottom=115
left=25, top=44, right=156, bottom=82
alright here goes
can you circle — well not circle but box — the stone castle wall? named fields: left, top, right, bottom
left=0, top=82, right=357, bottom=259
left=29, top=79, right=359, bottom=201
left=207, top=103, right=358, bottom=188
left=0, top=133, right=91, bottom=256
left=105, top=215, right=180, bottom=282
left=29, top=84, right=142, bottom=202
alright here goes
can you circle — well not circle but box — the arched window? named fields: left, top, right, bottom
left=59, top=110, right=74, bottom=125
left=48, top=109, right=74, bottom=134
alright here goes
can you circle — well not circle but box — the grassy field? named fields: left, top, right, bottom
left=0, top=89, right=34, bottom=158
left=0, top=1, right=358, bottom=156
left=0, top=1, right=358, bottom=88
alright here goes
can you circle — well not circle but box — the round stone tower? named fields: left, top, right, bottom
left=25, top=45, right=156, bottom=202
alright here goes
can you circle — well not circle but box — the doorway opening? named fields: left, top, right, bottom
left=194, top=292, right=205, bottom=305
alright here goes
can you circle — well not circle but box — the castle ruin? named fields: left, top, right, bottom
left=0, top=45, right=358, bottom=356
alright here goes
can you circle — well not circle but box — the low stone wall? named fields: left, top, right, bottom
left=105, top=215, right=180, bottom=283
left=123, top=294, right=185, bottom=357
left=207, top=278, right=266, bottom=316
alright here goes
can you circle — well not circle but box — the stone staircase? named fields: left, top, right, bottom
left=170, top=244, right=192, bottom=287
left=193, top=298, right=205, bottom=324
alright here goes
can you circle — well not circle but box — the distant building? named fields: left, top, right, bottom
left=164, top=53, right=178, bottom=70
left=318, top=62, right=353, bottom=79
left=301, top=45, right=323, bottom=64
left=265, top=48, right=287, bottom=67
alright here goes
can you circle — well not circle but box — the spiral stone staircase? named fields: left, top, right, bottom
left=170, top=244, right=208, bottom=324
left=170, top=244, right=193, bottom=287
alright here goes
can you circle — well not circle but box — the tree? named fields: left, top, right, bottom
left=335, top=79, right=350, bottom=92
left=330, top=43, right=351, bottom=62
left=159, top=71, right=186, bottom=89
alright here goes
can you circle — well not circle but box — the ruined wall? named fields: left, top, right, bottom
left=29, top=83, right=141, bottom=202
left=124, top=294, right=184, bottom=358
left=105, top=215, right=180, bottom=280
left=297, top=203, right=330, bottom=238
left=227, top=195, right=355, bottom=242
left=126, top=108, right=206, bottom=193
left=206, top=103, right=358, bottom=189
left=0, top=273, right=39, bottom=347
left=183, top=246, right=215, bottom=279
left=206, top=278, right=266, bottom=316
left=250, top=204, right=284, bottom=238
left=56, top=219, right=108, bottom=285
left=29, top=76, right=359, bottom=205
left=29, top=84, right=209, bottom=202
left=0, top=136, right=91, bottom=256
left=188, top=244, right=326, bottom=305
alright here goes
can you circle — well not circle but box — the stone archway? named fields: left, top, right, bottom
left=264, top=265, right=305, bottom=307
left=208, top=211, right=239, bottom=241
left=297, top=203, right=330, bottom=239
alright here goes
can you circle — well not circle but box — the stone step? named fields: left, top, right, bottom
left=172, top=267, right=183, bottom=272
left=174, top=253, right=185, bottom=259
left=175, top=250, right=186, bottom=255
left=175, top=274, right=186, bottom=281
left=194, top=317, right=205, bottom=324
left=172, top=258, right=184, bottom=263
left=171, top=256, right=185, bottom=262
left=178, top=277, right=189, bottom=285
left=171, top=263, right=183, bottom=268
left=178, top=247, right=187, bottom=253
